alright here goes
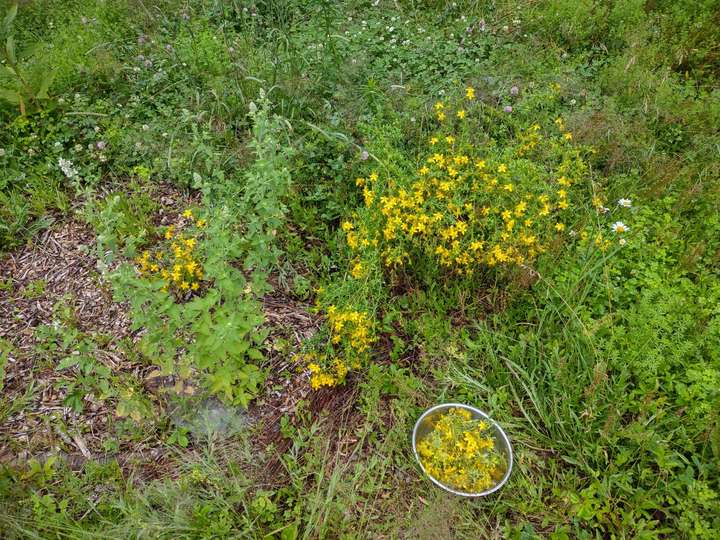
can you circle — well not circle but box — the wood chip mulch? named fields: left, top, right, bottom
left=0, top=220, right=139, bottom=464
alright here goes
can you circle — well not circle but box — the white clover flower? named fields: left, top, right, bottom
left=142, top=124, right=150, bottom=131
left=619, top=238, right=627, bottom=246
left=58, top=158, right=78, bottom=178
left=618, top=198, right=632, bottom=208
left=0, top=148, right=5, bottom=156
left=611, top=221, right=629, bottom=233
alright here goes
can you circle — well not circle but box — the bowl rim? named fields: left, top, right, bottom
left=412, top=402, right=513, bottom=497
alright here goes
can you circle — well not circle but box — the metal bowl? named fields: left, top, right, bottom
left=412, top=403, right=513, bottom=497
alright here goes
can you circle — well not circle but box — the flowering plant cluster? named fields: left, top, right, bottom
left=135, top=208, right=207, bottom=297
left=417, top=407, right=506, bottom=493
left=299, top=304, right=376, bottom=390
left=345, top=88, right=592, bottom=278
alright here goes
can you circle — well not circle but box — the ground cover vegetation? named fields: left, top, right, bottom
left=0, top=0, right=719, bottom=538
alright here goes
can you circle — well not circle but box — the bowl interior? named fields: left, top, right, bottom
left=412, top=403, right=512, bottom=496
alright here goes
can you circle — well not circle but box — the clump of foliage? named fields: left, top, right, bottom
left=0, top=3, right=55, bottom=115
left=298, top=303, right=376, bottom=389
left=113, top=207, right=267, bottom=407
left=105, top=96, right=292, bottom=407
left=345, top=88, right=593, bottom=280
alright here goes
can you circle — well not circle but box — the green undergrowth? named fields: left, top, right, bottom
left=1, top=0, right=719, bottom=538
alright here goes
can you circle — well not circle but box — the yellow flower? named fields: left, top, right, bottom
left=363, top=187, right=375, bottom=206
left=351, top=261, right=364, bottom=279
left=430, top=137, right=439, bottom=146
left=465, top=87, right=475, bottom=100
left=195, top=218, right=206, bottom=228
left=555, top=222, right=566, bottom=231
left=563, top=132, right=573, bottom=140
left=180, top=281, right=190, bottom=290
left=182, top=209, right=193, bottom=219
left=419, top=166, right=430, bottom=175
left=191, top=282, right=199, bottom=291
left=456, top=109, right=466, bottom=119
left=434, top=101, right=444, bottom=111
left=497, top=164, right=508, bottom=173
left=437, top=111, right=446, bottom=121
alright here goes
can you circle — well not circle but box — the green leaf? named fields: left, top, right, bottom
left=36, top=69, right=55, bottom=99
left=2, top=4, right=17, bottom=35
left=5, top=35, right=16, bottom=65
left=206, top=366, right=237, bottom=402
left=57, top=356, right=79, bottom=370
left=63, top=391, right=84, bottom=413
left=280, top=522, right=299, bottom=540
left=0, top=87, right=20, bottom=104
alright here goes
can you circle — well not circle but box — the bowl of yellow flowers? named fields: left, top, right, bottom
left=412, top=403, right=512, bottom=497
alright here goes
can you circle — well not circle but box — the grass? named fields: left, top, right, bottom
left=0, top=0, right=719, bottom=538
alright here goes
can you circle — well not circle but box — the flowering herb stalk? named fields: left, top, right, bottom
left=134, top=208, right=206, bottom=298
left=298, top=304, right=375, bottom=390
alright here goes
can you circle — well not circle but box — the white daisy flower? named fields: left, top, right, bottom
left=611, top=221, right=629, bottom=233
